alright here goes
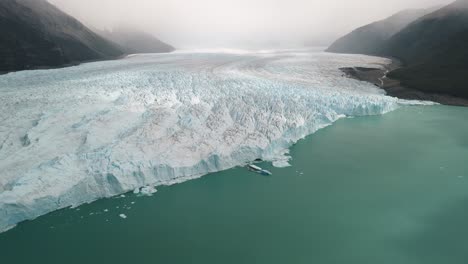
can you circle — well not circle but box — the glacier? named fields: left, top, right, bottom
left=0, top=49, right=406, bottom=232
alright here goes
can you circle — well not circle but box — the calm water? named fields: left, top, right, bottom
left=1, top=105, right=468, bottom=264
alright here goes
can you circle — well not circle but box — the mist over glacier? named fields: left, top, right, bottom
left=0, top=49, right=404, bottom=232
left=49, top=0, right=452, bottom=48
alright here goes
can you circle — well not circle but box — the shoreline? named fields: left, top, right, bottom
left=340, top=60, right=468, bottom=107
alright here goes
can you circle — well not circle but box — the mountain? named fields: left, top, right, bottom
left=328, top=0, right=468, bottom=100
left=100, top=28, right=175, bottom=54
left=326, top=8, right=436, bottom=54
left=383, top=0, right=468, bottom=98
left=0, top=0, right=124, bottom=72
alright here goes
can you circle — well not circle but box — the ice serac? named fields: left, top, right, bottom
left=0, top=50, right=402, bottom=232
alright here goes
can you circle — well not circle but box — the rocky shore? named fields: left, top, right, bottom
left=340, top=62, right=468, bottom=107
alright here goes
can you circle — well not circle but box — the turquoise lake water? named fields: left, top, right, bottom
left=1, top=105, right=468, bottom=264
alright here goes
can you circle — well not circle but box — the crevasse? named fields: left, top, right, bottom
left=0, top=49, right=402, bottom=232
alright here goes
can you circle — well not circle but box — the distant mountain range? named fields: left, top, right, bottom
left=99, top=28, right=175, bottom=54
left=328, top=0, right=468, bottom=99
left=327, top=7, right=438, bottom=55
left=0, top=0, right=174, bottom=73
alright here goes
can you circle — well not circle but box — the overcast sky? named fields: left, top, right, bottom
left=49, top=0, right=453, bottom=48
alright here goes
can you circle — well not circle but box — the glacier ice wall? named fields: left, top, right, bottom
left=0, top=49, right=402, bottom=232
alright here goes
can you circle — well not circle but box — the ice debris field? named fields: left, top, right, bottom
left=0, top=49, right=417, bottom=232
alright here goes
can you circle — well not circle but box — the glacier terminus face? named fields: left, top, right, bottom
left=0, top=49, right=404, bottom=232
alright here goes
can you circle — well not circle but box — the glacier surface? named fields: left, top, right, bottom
left=0, top=49, right=405, bottom=232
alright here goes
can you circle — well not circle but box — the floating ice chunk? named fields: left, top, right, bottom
left=271, top=149, right=292, bottom=168
left=272, top=160, right=291, bottom=168
left=140, top=186, right=158, bottom=196
left=133, top=188, right=140, bottom=194
left=119, top=214, right=127, bottom=219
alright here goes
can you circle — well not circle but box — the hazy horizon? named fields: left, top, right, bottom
left=49, top=0, right=453, bottom=49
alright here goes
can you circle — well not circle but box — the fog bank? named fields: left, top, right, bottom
left=49, top=0, right=452, bottom=48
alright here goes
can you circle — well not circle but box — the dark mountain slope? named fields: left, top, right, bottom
left=100, top=28, right=175, bottom=54
left=383, top=0, right=468, bottom=98
left=326, top=8, right=436, bottom=54
left=0, top=0, right=124, bottom=72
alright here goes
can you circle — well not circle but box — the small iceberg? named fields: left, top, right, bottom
left=133, top=186, right=158, bottom=196
left=119, top=214, right=127, bottom=219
